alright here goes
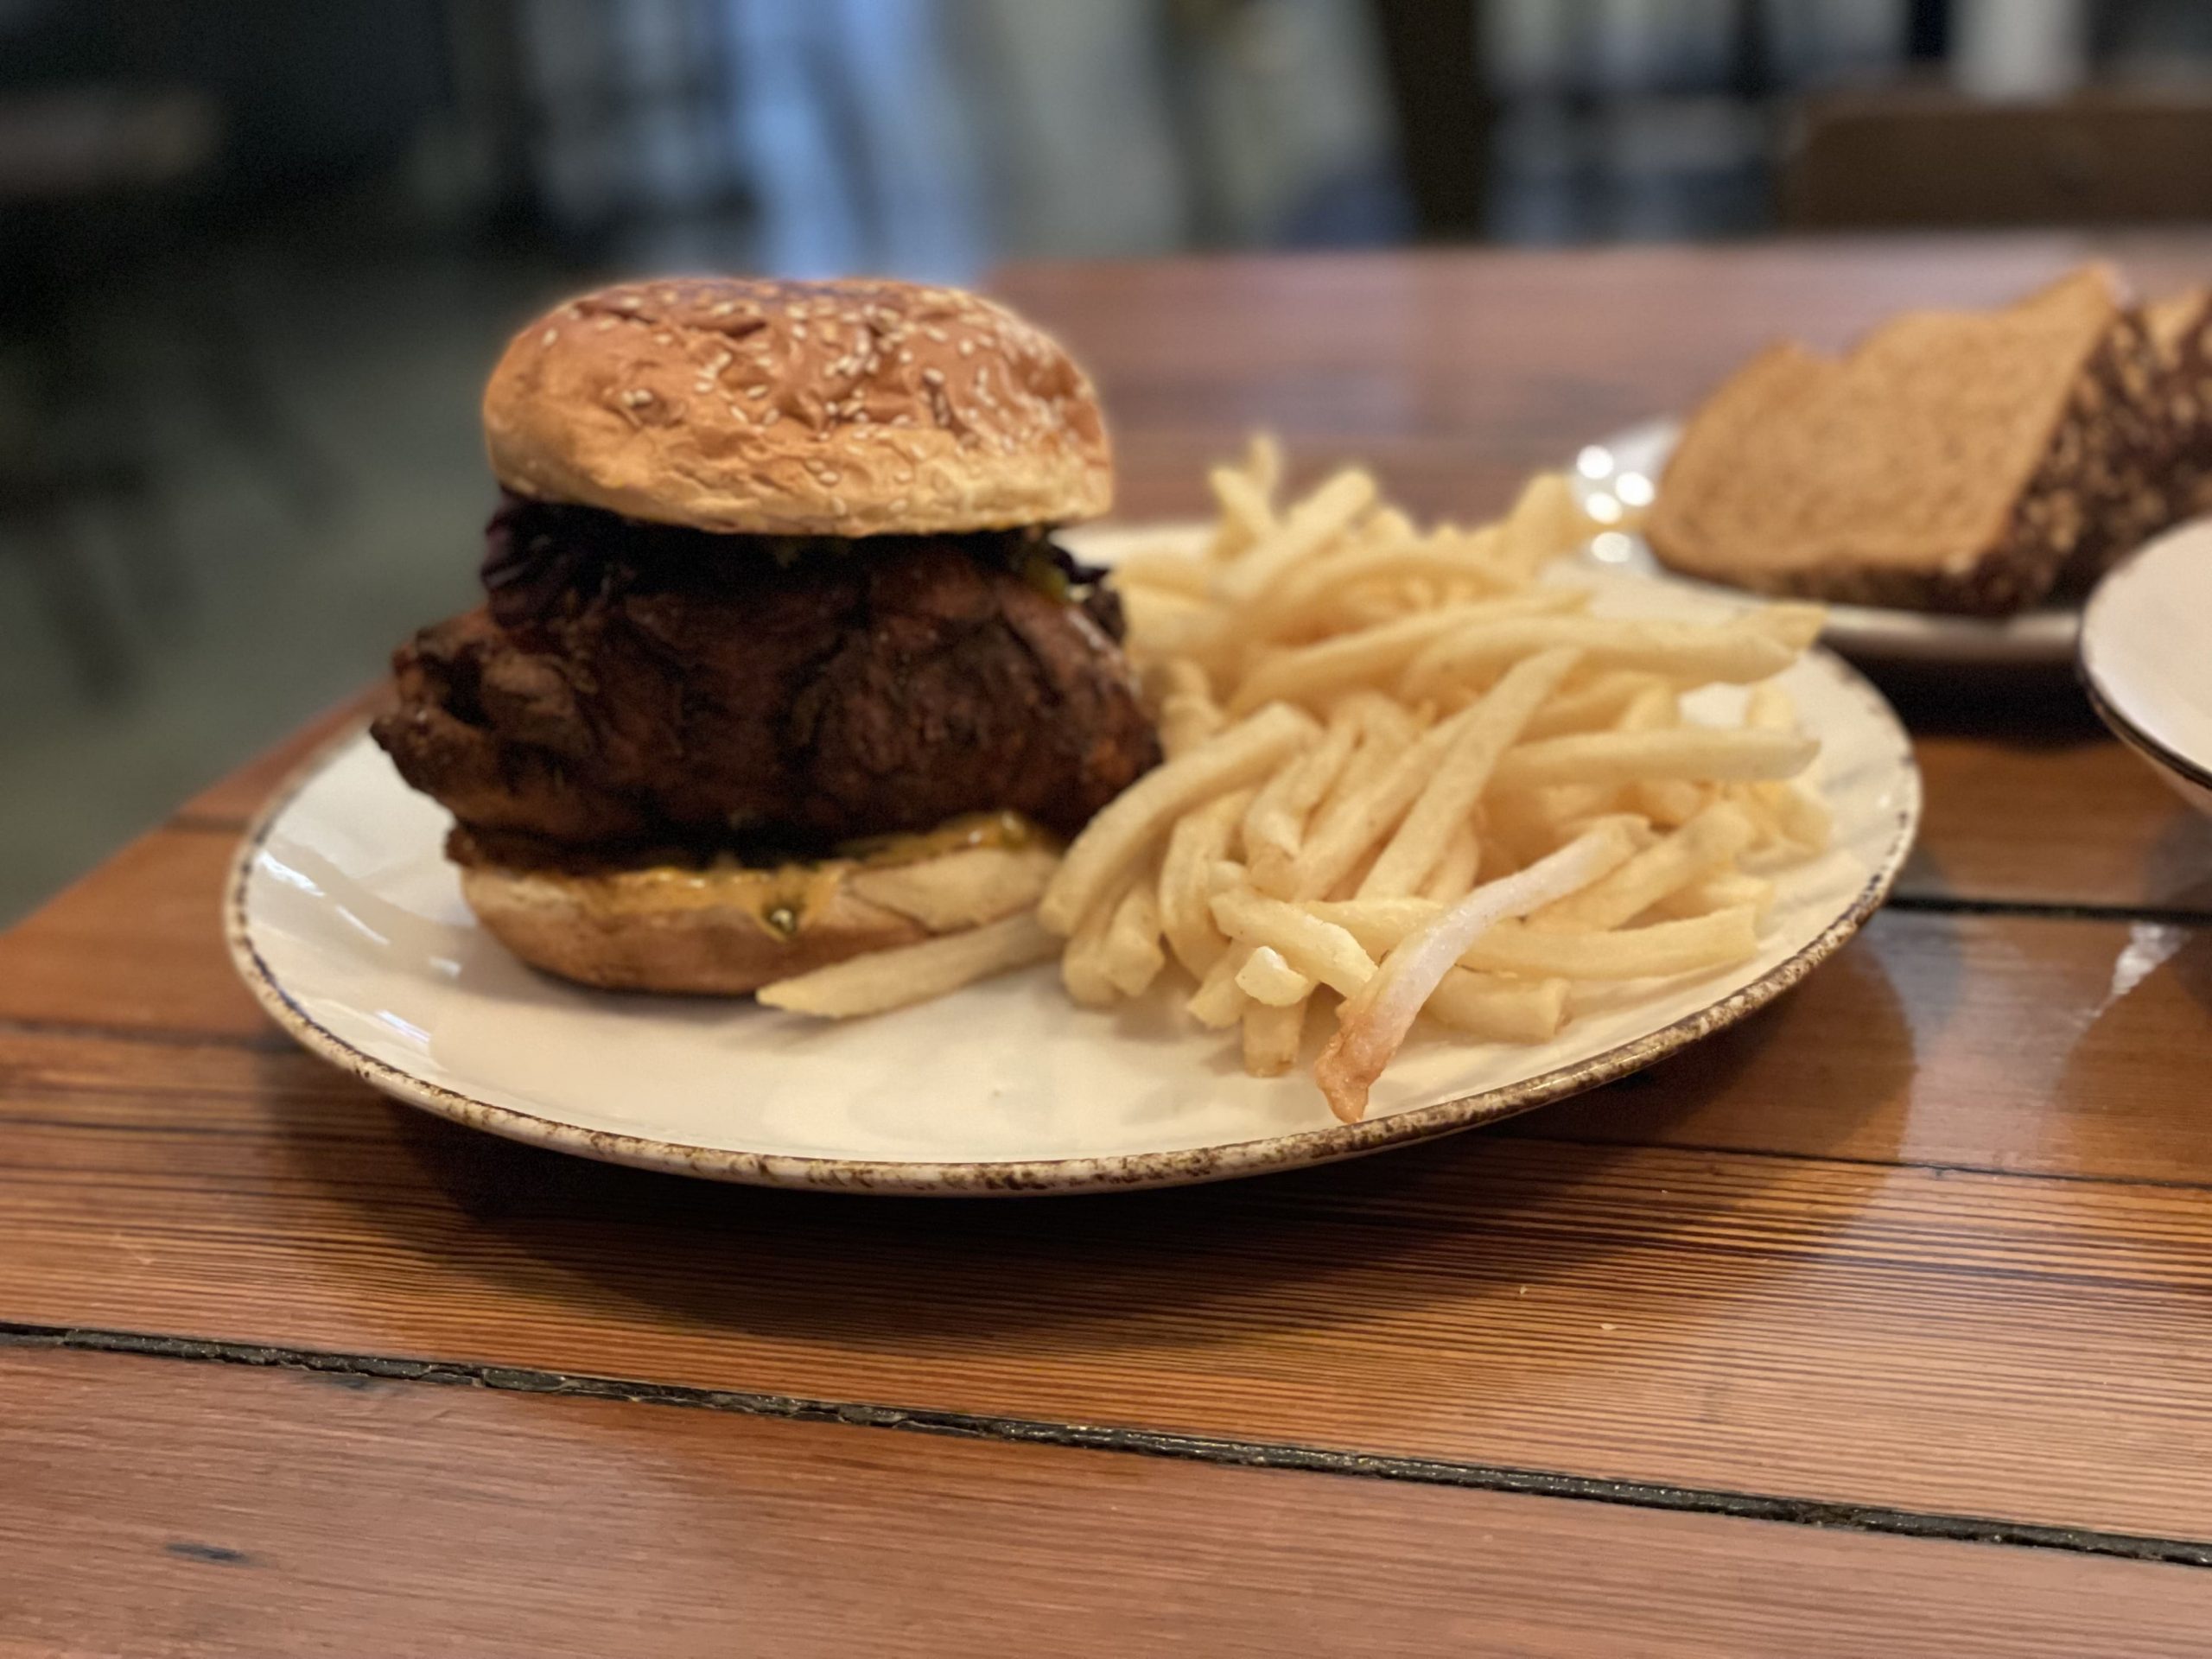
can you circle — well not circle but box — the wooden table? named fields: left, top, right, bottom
left=9, top=236, right=2212, bottom=1656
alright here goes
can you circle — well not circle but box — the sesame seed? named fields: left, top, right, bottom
left=924, top=327, right=948, bottom=343
left=541, top=327, right=560, bottom=346
left=761, top=408, right=782, bottom=428
left=708, top=350, right=733, bottom=372
left=921, top=367, right=945, bottom=386
left=957, top=339, right=975, bottom=358
left=790, top=323, right=808, bottom=340
left=887, top=498, right=908, bottom=513
left=747, top=385, right=769, bottom=398
left=594, top=318, right=618, bottom=332
left=829, top=495, right=848, bottom=515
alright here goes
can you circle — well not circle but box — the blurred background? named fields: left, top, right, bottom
left=5, top=0, right=2212, bottom=921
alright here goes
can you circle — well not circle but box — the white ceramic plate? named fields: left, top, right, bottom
left=2078, top=518, right=2212, bottom=817
left=1571, top=419, right=2078, bottom=668
left=228, top=569, right=1919, bottom=1195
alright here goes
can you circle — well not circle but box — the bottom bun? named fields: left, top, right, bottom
left=460, top=836, right=1058, bottom=995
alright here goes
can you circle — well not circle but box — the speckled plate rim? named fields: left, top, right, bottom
left=225, top=669, right=1919, bottom=1198
left=2075, top=527, right=2212, bottom=802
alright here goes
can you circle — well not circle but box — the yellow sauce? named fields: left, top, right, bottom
left=566, top=812, right=1047, bottom=936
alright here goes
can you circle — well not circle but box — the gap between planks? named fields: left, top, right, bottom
left=4, top=1319, right=2209, bottom=1571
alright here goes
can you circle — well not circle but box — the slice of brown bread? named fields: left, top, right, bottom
left=2143, top=287, right=2212, bottom=522
left=1646, top=267, right=2171, bottom=615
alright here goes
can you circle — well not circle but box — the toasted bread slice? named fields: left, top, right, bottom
left=1647, top=267, right=2171, bottom=615
left=2144, top=286, right=2212, bottom=524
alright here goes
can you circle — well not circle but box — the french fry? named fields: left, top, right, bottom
left=1421, top=823, right=1482, bottom=903
left=1462, top=908, right=1759, bottom=979
left=1746, top=604, right=1826, bottom=651
left=1251, top=696, right=1416, bottom=896
left=760, top=911, right=1060, bottom=1017
left=1734, top=683, right=1830, bottom=853
left=1650, top=868, right=1776, bottom=925
left=1159, top=788, right=1253, bottom=977
left=1211, top=887, right=1377, bottom=998
left=1745, top=683, right=1797, bottom=730
left=1247, top=565, right=1576, bottom=648
left=1103, top=868, right=1167, bottom=999
left=1611, top=682, right=1707, bottom=827
left=1242, top=997, right=1306, bottom=1077
left=1227, top=603, right=1511, bottom=716
left=1242, top=710, right=1360, bottom=886
left=1358, top=646, right=1583, bottom=898
left=1312, top=897, right=1759, bottom=981
left=1160, top=689, right=1227, bottom=759
left=1217, top=467, right=1376, bottom=603
left=1111, top=544, right=1214, bottom=595
left=1040, top=702, right=1319, bottom=936
left=1315, top=823, right=1637, bottom=1121
left=1236, top=944, right=1313, bottom=1007
left=1491, top=728, right=1817, bottom=792
left=1427, top=969, right=1570, bottom=1043
left=1526, top=801, right=1755, bottom=932
left=1403, top=614, right=1799, bottom=699
left=1208, top=463, right=1275, bottom=556
left=847, top=844, right=1060, bottom=933
left=1759, top=783, right=1832, bottom=853
left=1187, top=940, right=1256, bottom=1029
left=1520, top=671, right=1667, bottom=740
left=1284, top=692, right=1522, bottom=901
left=1060, top=868, right=1135, bottom=1007
left=1491, top=472, right=1592, bottom=580
left=1121, top=586, right=1223, bottom=662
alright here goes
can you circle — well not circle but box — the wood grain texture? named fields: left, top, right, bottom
left=1903, top=731, right=2212, bottom=912
left=11, top=1344, right=2210, bottom=1659
left=0, top=829, right=271, bottom=1039
left=6, top=906, right=2212, bottom=1541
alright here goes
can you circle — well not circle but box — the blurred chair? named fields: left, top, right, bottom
left=1781, top=85, right=2212, bottom=229
left=1367, top=0, right=1490, bottom=238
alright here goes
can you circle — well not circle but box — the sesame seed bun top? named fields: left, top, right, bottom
left=481, top=276, right=1113, bottom=537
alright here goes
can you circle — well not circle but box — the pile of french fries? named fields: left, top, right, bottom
left=763, top=436, right=1833, bottom=1124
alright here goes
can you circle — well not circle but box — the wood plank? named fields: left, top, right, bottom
left=0, top=830, right=273, bottom=1040
left=10, top=1344, right=2209, bottom=1659
left=1902, top=731, right=2212, bottom=913
left=5, top=906, right=2212, bottom=1541
left=1521, top=908, right=2212, bottom=1179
